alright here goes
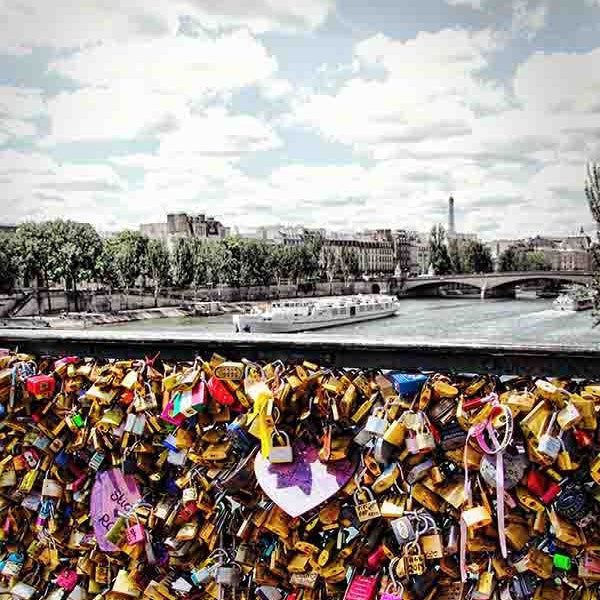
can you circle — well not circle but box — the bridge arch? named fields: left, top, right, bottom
left=401, top=271, right=592, bottom=297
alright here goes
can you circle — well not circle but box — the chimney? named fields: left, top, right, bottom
left=448, top=196, right=456, bottom=237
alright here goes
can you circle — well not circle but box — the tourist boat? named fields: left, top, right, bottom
left=233, top=295, right=400, bottom=333
left=552, top=288, right=594, bottom=311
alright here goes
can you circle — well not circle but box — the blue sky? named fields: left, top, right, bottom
left=1, top=0, right=599, bottom=240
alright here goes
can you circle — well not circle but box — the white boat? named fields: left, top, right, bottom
left=233, top=295, right=400, bottom=333
left=553, top=288, right=594, bottom=311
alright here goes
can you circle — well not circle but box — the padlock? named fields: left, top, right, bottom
left=268, top=430, right=294, bottom=464
left=365, top=407, right=388, bottom=437
left=126, top=519, right=145, bottom=545
left=419, top=516, right=444, bottom=560
left=403, top=540, right=426, bottom=576
left=471, top=559, right=494, bottom=600
left=380, top=561, right=404, bottom=600
left=344, top=573, right=379, bottom=600
left=354, top=488, right=381, bottom=522
left=537, top=412, right=561, bottom=460
left=383, top=418, right=406, bottom=447
left=56, top=568, right=79, bottom=591
left=215, top=564, right=241, bottom=586
left=391, top=515, right=416, bottom=547
left=557, top=401, right=582, bottom=430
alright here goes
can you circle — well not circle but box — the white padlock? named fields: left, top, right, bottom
left=365, top=407, right=388, bottom=437
left=268, top=431, right=294, bottom=464
left=538, top=412, right=561, bottom=460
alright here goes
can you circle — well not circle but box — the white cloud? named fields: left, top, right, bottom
left=0, top=87, right=45, bottom=144
left=511, top=0, right=549, bottom=39
left=48, top=30, right=277, bottom=95
left=0, top=150, right=128, bottom=226
left=182, top=0, right=336, bottom=33
left=0, top=0, right=334, bottom=54
left=291, top=28, right=507, bottom=158
left=44, top=30, right=278, bottom=144
left=445, top=0, right=484, bottom=8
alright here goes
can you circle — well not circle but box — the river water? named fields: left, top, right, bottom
left=103, top=296, right=600, bottom=348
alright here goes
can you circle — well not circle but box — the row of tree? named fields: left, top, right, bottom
left=428, top=225, right=495, bottom=275
left=427, top=225, right=552, bottom=275
left=0, top=220, right=366, bottom=302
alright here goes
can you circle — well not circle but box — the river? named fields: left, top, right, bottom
left=102, top=296, right=600, bottom=348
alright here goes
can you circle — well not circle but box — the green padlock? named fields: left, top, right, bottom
left=553, top=553, right=571, bottom=570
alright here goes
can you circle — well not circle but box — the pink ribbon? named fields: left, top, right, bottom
left=460, top=394, right=512, bottom=581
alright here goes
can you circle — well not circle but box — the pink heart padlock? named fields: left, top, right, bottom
left=56, top=569, right=78, bottom=591
left=126, top=523, right=145, bottom=545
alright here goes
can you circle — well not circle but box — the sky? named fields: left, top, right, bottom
left=0, top=0, right=599, bottom=241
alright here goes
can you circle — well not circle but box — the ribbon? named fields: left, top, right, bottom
left=460, top=393, right=513, bottom=581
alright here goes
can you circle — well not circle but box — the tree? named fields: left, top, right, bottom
left=0, top=234, right=19, bottom=291
left=106, top=230, right=148, bottom=306
left=321, top=246, right=339, bottom=292
left=45, top=220, right=103, bottom=310
left=499, top=246, right=519, bottom=272
left=340, top=247, right=360, bottom=285
left=428, top=225, right=452, bottom=275
left=448, top=238, right=463, bottom=274
left=267, top=245, right=291, bottom=288
left=585, top=162, right=600, bottom=318
left=463, top=241, right=493, bottom=274
left=171, top=238, right=194, bottom=293
left=527, top=252, right=551, bottom=271
left=146, top=239, right=171, bottom=307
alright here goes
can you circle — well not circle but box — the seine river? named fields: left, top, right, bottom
left=105, top=296, right=600, bottom=348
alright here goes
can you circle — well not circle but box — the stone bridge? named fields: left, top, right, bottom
left=399, top=271, right=593, bottom=298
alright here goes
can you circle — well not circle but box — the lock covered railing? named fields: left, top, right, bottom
left=2, top=329, right=600, bottom=600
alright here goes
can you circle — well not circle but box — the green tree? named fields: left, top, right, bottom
left=527, top=251, right=551, bottom=271
left=267, top=245, right=291, bottom=288
left=171, top=238, right=194, bottom=293
left=240, top=240, right=271, bottom=287
left=45, top=220, right=103, bottom=309
left=448, top=238, right=463, bottom=274
left=428, top=225, right=452, bottom=275
left=585, top=162, right=600, bottom=318
left=499, top=246, right=519, bottom=272
left=0, top=233, right=19, bottom=291
left=340, top=247, right=360, bottom=285
left=106, top=230, right=148, bottom=305
left=463, top=241, right=493, bottom=274
left=13, top=222, right=51, bottom=289
left=146, top=239, right=171, bottom=307
left=320, top=246, right=339, bottom=292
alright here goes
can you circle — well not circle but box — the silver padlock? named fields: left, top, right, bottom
left=215, top=564, right=241, bottom=586
left=190, top=563, right=218, bottom=586
left=373, top=437, right=394, bottom=464
left=268, top=430, right=294, bottom=464
left=353, top=426, right=373, bottom=447
left=538, top=412, right=561, bottom=460
left=405, top=432, right=420, bottom=455
left=415, top=422, right=435, bottom=453
left=365, top=407, right=388, bottom=437
left=391, top=515, right=416, bottom=547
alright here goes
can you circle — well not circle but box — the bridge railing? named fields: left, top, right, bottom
left=2, top=329, right=600, bottom=378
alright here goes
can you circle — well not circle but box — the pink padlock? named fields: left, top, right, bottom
left=380, top=559, right=404, bottom=600
left=126, top=522, right=145, bottom=545
left=56, top=568, right=79, bottom=591
left=345, top=574, right=379, bottom=600
left=160, top=399, right=186, bottom=426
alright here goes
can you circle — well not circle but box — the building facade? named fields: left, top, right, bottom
left=321, top=238, right=395, bottom=276
left=140, top=213, right=229, bottom=246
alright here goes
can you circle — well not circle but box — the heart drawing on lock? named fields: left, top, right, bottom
left=254, top=441, right=358, bottom=517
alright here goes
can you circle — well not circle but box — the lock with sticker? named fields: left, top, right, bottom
left=538, top=412, right=562, bottom=461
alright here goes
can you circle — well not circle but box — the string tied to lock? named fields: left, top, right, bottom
left=460, top=392, right=513, bottom=582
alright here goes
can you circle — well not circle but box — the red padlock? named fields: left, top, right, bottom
left=540, top=482, right=561, bottom=504
left=527, top=470, right=549, bottom=498
left=26, top=374, right=55, bottom=399
left=207, top=376, right=235, bottom=406
left=574, top=428, right=593, bottom=449
left=367, top=545, right=387, bottom=570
